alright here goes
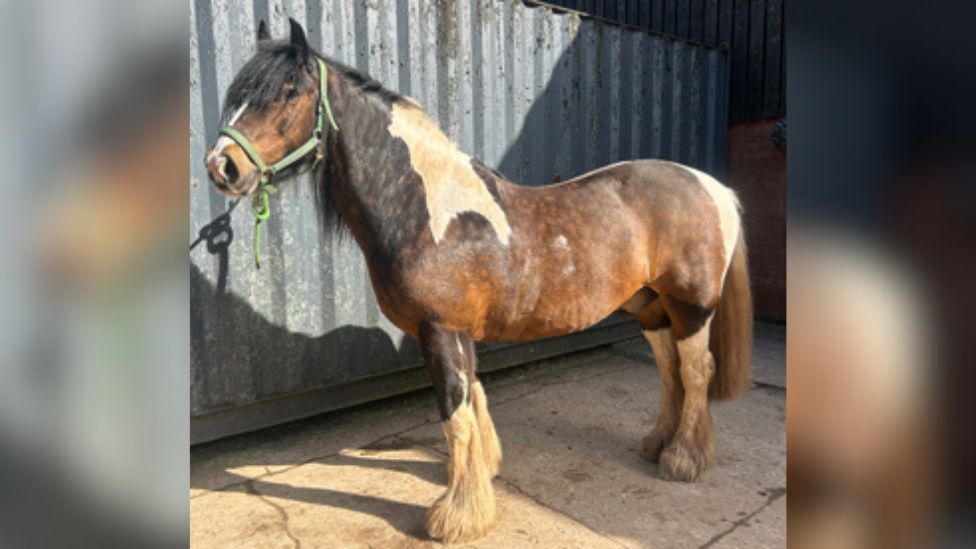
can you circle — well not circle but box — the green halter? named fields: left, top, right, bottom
left=219, top=57, right=339, bottom=268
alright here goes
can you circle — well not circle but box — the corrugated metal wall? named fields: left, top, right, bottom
left=540, top=0, right=784, bottom=122
left=190, top=0, right=729, bottom=442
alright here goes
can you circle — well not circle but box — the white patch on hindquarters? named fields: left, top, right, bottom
left=388, top=101, right=511, bottom=245
left=671, top=162, right=741, bottom=274
left=552, top=234, right=575, bottom=278
left=553, top=234, right=569, bottom=250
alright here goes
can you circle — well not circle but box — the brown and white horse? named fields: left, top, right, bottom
left=205, top=19, right=752, bottom=543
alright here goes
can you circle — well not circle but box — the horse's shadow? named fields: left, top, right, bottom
left=209, top=451, right=446, bottom=540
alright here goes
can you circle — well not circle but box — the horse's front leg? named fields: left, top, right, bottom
left=420, top=323, right=496, bottom=543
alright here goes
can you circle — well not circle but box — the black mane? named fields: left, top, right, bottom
left=222, top=41, right=403, bottom=119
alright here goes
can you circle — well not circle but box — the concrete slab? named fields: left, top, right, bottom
left=191, top=322, right=785, bottom=547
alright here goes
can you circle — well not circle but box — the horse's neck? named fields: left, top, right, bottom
left=326, top=77, right=439, bottom=257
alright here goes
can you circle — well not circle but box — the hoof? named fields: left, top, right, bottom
left=426, top=486, right=496, bottom=543
left=640, top=427, right=671, bottom=463
left=659, top=440, right=714, bottom=482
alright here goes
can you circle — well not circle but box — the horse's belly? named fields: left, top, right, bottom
left=486, top=276, right=636, bottom=341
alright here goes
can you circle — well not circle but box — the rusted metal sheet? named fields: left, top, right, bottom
left=190, top=0, right=729, bottom=442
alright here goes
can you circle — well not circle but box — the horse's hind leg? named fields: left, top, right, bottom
left=658, top=298, right=717, bottom=482
left=633, top=297, right=684, bottom=463
left=420, top=323, right=496, bottom=543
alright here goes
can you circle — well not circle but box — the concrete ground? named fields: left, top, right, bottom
left=191, top=322, right=785, bottom=548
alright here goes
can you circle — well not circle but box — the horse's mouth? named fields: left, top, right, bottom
left=214, top=172, right=260, bottom=197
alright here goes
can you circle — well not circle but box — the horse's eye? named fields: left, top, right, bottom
left=284, top=87, right=300, bottom=102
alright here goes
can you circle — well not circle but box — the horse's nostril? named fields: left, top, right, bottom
left=222, top=155, right=239, bottom=184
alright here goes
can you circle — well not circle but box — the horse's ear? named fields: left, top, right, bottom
left=257, top=19, right=271, bottom=42
left=288, top=18, right=309, bottom=59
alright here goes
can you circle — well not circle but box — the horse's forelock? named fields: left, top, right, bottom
left=223, top=42, right=308, bottom=118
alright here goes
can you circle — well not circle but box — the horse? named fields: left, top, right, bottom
left=204, top=18, right=752, bottom=544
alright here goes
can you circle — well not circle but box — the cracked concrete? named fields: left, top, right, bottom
left=191, top=322, right=785, bottom=547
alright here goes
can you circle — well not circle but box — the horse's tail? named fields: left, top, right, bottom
left=708, top=228, right=753, bottom=401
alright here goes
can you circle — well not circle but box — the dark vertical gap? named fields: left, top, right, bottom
left=353, top=0, right=369, bottom=71
left=660, top=40, right=673, bottom=159
left=671, top=42, right=695, bottom=164
left=747, top=0, right=765, bottom=120
left=503, top=1, right=518, bottom=178
left=595, top=24, right=610, bottom=165
left=194, top=0, right=228, bottom=224
left=704, top=0, right=718, bottom=46
left=397, top=0, right=412, bottom=95
left=694, top=46, right=708, bottom=168
left=435, top=2, right=451, bottom=128
left=263, top=4, right=288, bottom=332
left=619, top=32, right=634, bottom=159
left=690, top=0, right=704, bottom=42
left=639, top=38, right=656, bottom=159
left=718, top=44, right=731, bottom=178
left=779, top=4, right=786, bottom=116
left=703, top=51, right=718, bottom=173
left=573, top=29, right=586, bottom=175
left=676, top=0, right=689, bottom=37
left=763, top=0, right=783, bottom=118
left=719, top=0, right=733, bottom=45
left=652, top=0, right=665, bottom=32
left=193, top=0, right=221, bottom=399
left=301, top=1, right=330, bottom=382
left=543, top=20, right=561, bottom=181
left=305, top=1, right=322, bottom=50
left=470, top=0, right=484, bottom=158
left=531, top=11, right=545, bottom=184
left=730, top=0, right=747, bottom=122
left=664, top=0, right=676, bottom=34
left=252, top=0, right=269, bottom=30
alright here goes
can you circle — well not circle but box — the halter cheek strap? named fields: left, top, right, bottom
left=219, top=57, right=339, bottom=268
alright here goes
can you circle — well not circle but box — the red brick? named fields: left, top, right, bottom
left=725, top=119, right=786, bottom=320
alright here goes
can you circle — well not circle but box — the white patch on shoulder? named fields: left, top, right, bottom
left=388, top=101, right=512, bottom=245
left=673, top=162, right=741, bottom=272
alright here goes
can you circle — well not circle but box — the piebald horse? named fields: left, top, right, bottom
left=205, top=19, right=752, bottom=543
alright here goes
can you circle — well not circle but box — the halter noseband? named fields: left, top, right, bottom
left=218, top=57, right=339, bottom=268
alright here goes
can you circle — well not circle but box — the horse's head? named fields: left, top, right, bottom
left=205, top=18, right=328, bottom=196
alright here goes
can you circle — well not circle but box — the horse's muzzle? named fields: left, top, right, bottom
left=205, top=146, right=256, bottom=196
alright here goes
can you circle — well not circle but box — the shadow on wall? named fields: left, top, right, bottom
left=190, top=262, right=421, bottom=417
left=492, top=2, right=727, bottom=185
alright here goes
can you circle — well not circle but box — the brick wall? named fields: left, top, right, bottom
left=726, top=119, right=786, bottom=320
